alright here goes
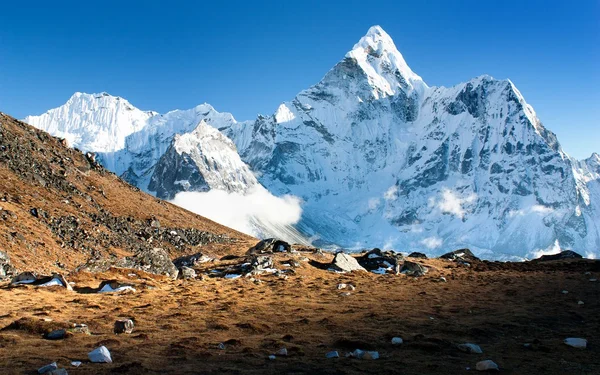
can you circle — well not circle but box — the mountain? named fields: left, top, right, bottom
left=0, top=111, right=251, bottom=273
left=149, top=120, right=259, bottom=200
left=23, top=26, right=600, bottom=259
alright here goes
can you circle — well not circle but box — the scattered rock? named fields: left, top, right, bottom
left=458, top=343, right=483, bottom=354
left=347, top=349, right=379, bottom=359
left=38, top=362, right=58, bottom=374
left=0, top=250, right=16, bottom=278
left=44, top=329, right=67, bottom=340
left=179, top=266, right=196, bottom=280
left=439, top=248, right=480, bottom=262
left=268, top=355, right=276, bottom=360
left=47, top=369, right=68, bottom=375
left=114, top=319, right=134, bottom=334
left=357, top=248, right=402, bottom=273
left=248, top=238, right=291, bottom=254
left=248, top=255, right=274, bottom=273
left=330, top=253, right=366, bottom=273
left=578, top=300, right=584, bottom=305
left=400, top=261, right=428, bottom=277
left=173, top=252, right=213, bottom=268
left=562, top=290, right=569, bottom=294
left=325, top=351, right=339, bottom=358
left=276, top=348, right=288, bottom=356
left=391, top=337, right=403, bottom=345
left=11, top=272, right=73, bottom=290
left=97, top=280, right=136, bottom=293
left=564, top=338, right=587, bottom=349
left=337, top=283, right=347, bottom=290
left=408, top=252, right=428, bottom=259
left=218, top=342, right=226, bottom=350
left=534, top=250, right=583, bottom=262
left=121, top=248, right=179, bottom=279
left=70, top=361, right=81, bottom=367
left=88, top=345, right=112, bottom=363
left=476, top=360, right=499, bottom=371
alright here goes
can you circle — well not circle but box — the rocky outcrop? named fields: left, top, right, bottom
left=534, top=250, right=583, bottom=262
left=330, top=253, right=366, bottom=273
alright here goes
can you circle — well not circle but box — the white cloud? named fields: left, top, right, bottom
left=528, top=239, right=561, bottom=259
left=368, top=198, right=381, bottom=210
left=509, top=204, right=554, bottom=218
left=383, top=185, right=398, bottom=201
left=421, top=236, right=443, bottom=249
left=170, top=186, right=306, bottom=244
left=437, top=188, right=476, bottom=219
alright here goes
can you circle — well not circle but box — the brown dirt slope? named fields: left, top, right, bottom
left=0, top=112, right=253, bottom=273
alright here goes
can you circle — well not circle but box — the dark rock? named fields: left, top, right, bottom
left=247, top=238, right=291, bottom=254
left=534, top=250, right=583, bottom=262
left=38, top=362, right=58, bottom=374
left=114, top=319, right=135, bottom=334
left=400, top=261, right=428, bottom=277
left=330, top=253, right=366, bottom=272
left=408, top=252, right=428, bottom=259
left=47, top=369, right=68, bottom=375
left=44, top=329, right=67, bottom=340
left=357, top=248, right=402, bottom=272
left=439, top=248, right=480, bottom=262
left=173, top=252, right=213, bottom=268
left=30, top=207, right=39, bottom=218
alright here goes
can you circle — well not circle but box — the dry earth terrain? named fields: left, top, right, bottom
left=0, top=113, right=598, bottom=374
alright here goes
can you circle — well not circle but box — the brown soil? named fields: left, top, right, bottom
left=0, top=113, right=598, bottom=374
left=0, top=255, right=599, bottom=374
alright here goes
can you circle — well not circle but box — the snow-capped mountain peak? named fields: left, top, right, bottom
left=24, top=92, right=156, bottom=152
left=345, top=25, right=427, bottom=97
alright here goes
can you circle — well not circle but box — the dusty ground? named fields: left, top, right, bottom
left=1, top=253, right=599, bottom=374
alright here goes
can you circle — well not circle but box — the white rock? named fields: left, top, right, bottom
left=564, top=338, right=587, bottom=349
left=439, top=277, right=447, bottom=282
left=218, top=343, right=226, bottom=350
left=224, top=274, right=241, bottom=279
left=590, top=278, right=597, bottom=282
left=458, top=343, right=483, bottom=354
left=88, top=346, right=112, bottom=363
left=363, top=351, right=379, bottom=360
left=391, top=337, right=403, bottom=345
left=71, top=361, right=82, bottom=367
left=578, top=300, right=584, bottom=305
left=276, top=348, right=288, bottom=356
left=348, top=284, right=356, bottom=290
left=562, top=290, right=569, bottom=294
left=268, top=355, right=276, bottom=360
left=476, top=360, right=499, bottom=371
left=325, top=351, right=339, bottom=358
left=337, top=283, right=347, bottom=290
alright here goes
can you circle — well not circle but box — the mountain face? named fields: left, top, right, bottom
left=149, top=120, right=258, bottom=199
left=23, top=26, right=600, bottom=259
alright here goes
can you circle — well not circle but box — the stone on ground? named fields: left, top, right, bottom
left=330, top=253, right=366, bottom=273
left=88, top=346, right=112, bottom=363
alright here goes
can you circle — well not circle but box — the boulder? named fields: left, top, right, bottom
left=248, top=255, right=274, bottom=273
left=121, top=248, right=179, bottom=279
left=439, top=248, right=480, bottom=262
left=88, top=346, right=112, bottom=363
left=408, top=252, right=428, bottom=259
left=458, top=343, right=483, bottom=354
left=391, top=337, right=403, bottom=345
left=330, top=253, right=366, bottom=273
left=97, top=280, right=136, bottom=293
left=173, top=252, right=213, bottom=268
left=44, top=329, right=67, bottom=340
left=325, top=351, right=339, bottom=358
left=564, top=338, right=587, bottom=349
left=476, top=360, right=499, bottom=371
left=247, top=238, right=291, bottom=254
left=0, top=250, right=16, bottom=278
left=114, top=319, right=134, bottom=334
left=179, top=266, right=197, bottom=279
left=357, top=248, right=402, bottom=272
left=534, top=250, right=583, bottom=262
left=400, top=261, right=428, bottom=277
left=38, top=362, right=58, bottom=374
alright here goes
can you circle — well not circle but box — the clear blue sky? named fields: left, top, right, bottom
left=0, top=0, right=598, bottom=159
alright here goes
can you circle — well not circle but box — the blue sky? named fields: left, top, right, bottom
left=0, top=0, right=598, bottom=159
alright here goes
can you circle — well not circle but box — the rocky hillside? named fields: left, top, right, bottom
left=0, top=112, right=252, bottom=274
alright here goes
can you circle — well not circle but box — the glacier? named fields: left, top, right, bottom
left=23, top=25, right=600, bottom=259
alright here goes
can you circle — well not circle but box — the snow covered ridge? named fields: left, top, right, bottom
left=23, top=26, right=600, bottom=259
